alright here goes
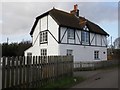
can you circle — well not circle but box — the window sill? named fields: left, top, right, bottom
left=40, top=42, right=48, bottom=44
left=94, top=58, right=100, bottom=60
left=82, top=42, right=89, bottom=45
left=68, top=38, right=75, bottom=40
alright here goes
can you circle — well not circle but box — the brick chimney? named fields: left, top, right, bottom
left=70, top=4, right=79, bottom=17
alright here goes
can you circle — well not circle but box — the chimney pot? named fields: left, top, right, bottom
left=70, top=4, right=79, bottom=17
left=74, top=4, right=78, bottom=12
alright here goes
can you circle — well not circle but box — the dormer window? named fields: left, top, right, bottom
left=68, top=29, right=75, bottom=39
left=81, top=31, right=89, bottom=44
left=81, top=25, right=89, bottom=44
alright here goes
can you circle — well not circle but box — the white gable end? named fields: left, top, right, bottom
left=32, top=20, right=40, bottom=46
left=48, top=15, right=59, bottom=42
left=41, top=16, right=47, bottom=31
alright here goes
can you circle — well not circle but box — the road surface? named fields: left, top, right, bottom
left=72, top=67, right=118, bottom=88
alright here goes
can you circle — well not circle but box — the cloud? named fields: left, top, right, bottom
left=1, top=2, right=118, bottom=42
left=2, top=2, right=58, bottom=35
left=79, top=2, right=118, bottom=23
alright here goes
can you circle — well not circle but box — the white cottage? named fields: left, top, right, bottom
left=25, top=5, right=109, bottom=62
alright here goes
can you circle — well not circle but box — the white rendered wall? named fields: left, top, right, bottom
left=58, top=44, right=107, bottom=62
left=102, top=36, right=107, bottom=46
left=75, top=30, right=81, bottom=44
left=90, top=33, right=95, bottom=45
left=47, top=15, right=59, bottom=55
left=97, top=34, right=101, bottom=46
left=60, top=27, right=67, bottom=43
left=90, top=33, right=107, bottom=46
left=41, top=16, right=47, bottom=31
left=48, top=15, right=59, bottom=42
left=24, top=46, right=40, bottom=56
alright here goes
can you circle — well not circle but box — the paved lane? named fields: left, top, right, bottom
left=72, top=68, right=118, bottom=88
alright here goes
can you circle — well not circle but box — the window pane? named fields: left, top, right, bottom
left=86, top=32, right=89, bottom=43
left=40, top=33, right=42, bottom=42
left=67, top=50, right=73, bottom=56
left=41, top=49, right=47, bottom=56
left=68, top=29, right=74, bottom=39
left=43, top=32, right=45, bottom=41
left=82, top=31, right=85, bottom=42
left=40, top=31, right=48, bottom=43
left=94, top=51, right=99, bottom=60
left=82, top=31, right=89, bottom=44
left=45, top=32, right=47, bottom=41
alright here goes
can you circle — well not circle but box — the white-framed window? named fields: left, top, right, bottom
left=41, top=49, right=47, bottom=63
left=81, top=31, right=89, bottom=44
left=68, top=29, right=75, bottom=39
left=94, top=51, right=99, bottom=60
left=27, top=53, right=32, bottom=57
left=67, top=49, right=73, bottom=56
left=41, top=49, right=47, bottom=56
left=40, top=31, right=48, bottom=43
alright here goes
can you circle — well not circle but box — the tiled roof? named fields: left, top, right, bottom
left=30, top=8, right=109, bottom=36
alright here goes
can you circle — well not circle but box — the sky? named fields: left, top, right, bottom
left=0, top=0, right=119, bottom=45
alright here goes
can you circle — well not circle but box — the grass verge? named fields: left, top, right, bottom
left=41, top=76, right=86, bottom=89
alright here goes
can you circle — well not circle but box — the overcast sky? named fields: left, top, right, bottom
left=0, top=1, right=119, bottom=44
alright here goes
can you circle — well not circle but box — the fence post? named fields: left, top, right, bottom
left=56, top=56, right=58, bottom=80
left=71, top=56, right=73, bottom=77
left=18, top=56, right=23, bottom=88
left=22, top=56, right=26, bottom=88
left=15, top=57, right=18, bottom=88
left=37, top=56, right=41, bottom=88
left=80, top=62, right=82, bottom=70
left=6, top=57, right=11, bottom=88
left=26, top=56, right=31, bottom=88
left=26, top=56, right=28, bottom=88
left=35, top=56, right=38, bottom=88
left=31, top=56, right=35, bottom=88
left=51, top=56, right=54, bottom=84
left=11, top=57, right=15, bottom=88
left=2, top=57, right=6, bottom=89
left=0, top=58, right=1, bottom=89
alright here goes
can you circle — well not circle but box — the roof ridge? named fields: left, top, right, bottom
left=51, top=8, right=75, bottom=16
